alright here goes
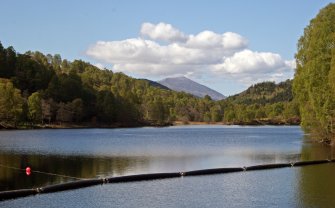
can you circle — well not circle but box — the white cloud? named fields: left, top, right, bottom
left=187, top=31, right=223, bottom=49
left=87, top=38, right=218, bottom=65
left=212, top=50, right=294, bottom=85
left=185, top=31, right=247, bottom=56
left=214, top=50, right=286, bottom=74
left=87, top=39, right=163, bottom=64
left=140, top=22, right=187, bottom=42
left=86, top=22, right=295, bottom=86
left=222, top=32, right=248, bottom=50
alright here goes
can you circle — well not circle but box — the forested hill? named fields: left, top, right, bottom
left=0, top=41, right=229, bottom=127
left=226, top=80, right=293, bottom=105
left=219, top=79, right=299, bottom=125
left=0, top=41, right=300, bottom=128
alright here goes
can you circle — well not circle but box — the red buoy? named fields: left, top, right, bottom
left=26, top=167, right=31, bottom=176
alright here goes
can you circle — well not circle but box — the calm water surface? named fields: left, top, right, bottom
left=1, top=125, right=335, bottom=207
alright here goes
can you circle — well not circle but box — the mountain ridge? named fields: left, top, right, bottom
left=158, top=76, right=225, bottom=100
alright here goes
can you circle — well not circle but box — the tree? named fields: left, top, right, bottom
left=210, top=105, right=222, bottom=122
left=12, top=54, right=53, bottom=93
left=0, top=80, right=23, bottom=126
left=28, top=92, right=42, bottom=123
left=147, top=97, right=167, bottom=124
left=224, top=108, right=236, bottom=122
left=96, top=90, right=115, bottom=122
left=293, top=3, right=335, bottom=143
left=56, top=102, right=73, bottom=123
left=41, top=99, right=52, bottom=124
left=71, top=98, right=84, bottom=122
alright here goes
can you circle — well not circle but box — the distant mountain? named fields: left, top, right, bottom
left=226, top=79, right=293, bottom=105
left=138, top=79, right=171, bottom=90
left=158, top=76, right=226, bottom=100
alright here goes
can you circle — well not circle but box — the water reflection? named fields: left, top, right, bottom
left=0, top=152, right=304, bottom=191
left=300, top=136, right=335, bottom=160
left=0, top=126, right=305, bottom=191
left=248, top=152, right=301, bottom=163
left=2, top=127, right=335, bottom=207
left=0, top=153, right=150, bottom=191
left=296, top=137, right=335, bottom=208
left=296, top=164, right=335, bottom=208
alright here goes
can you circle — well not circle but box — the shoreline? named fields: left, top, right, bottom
left=0, top=119, right=300, bottom=130
left=173, top=118, right=300, bottom=126
left=0, top=122, right=169, bottom=130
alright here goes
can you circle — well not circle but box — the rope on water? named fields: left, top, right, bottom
left=0, top=164, right=84, bottom=180
left=32, top=170, right=84, bottom=180
left=0, top=164, right=22, bottom=171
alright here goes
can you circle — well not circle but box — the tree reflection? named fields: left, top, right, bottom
left=296, top=136, right=335, bottom=207
left=0, top=153, right=149, bottom=191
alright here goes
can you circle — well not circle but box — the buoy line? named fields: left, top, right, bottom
left=0, top=164, right=84, bottom=180
left=0, top=159, right=334, bottom=201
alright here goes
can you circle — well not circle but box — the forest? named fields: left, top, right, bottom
left=0, top=41, right=299, bottom=129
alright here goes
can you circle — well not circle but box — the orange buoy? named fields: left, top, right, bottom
left=26, top=167, right=31, bottom=176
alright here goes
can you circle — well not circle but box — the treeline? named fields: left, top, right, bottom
left=293, top=3, right=335, bottom=143
left=227, top=80, right=293, bottom=105
left=0, top=42, right=220, bottom=127
left=220, top=80, right=299, bottom=124
left=0, top=41, right=299, bottom=128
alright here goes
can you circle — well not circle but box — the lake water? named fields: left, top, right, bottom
left=1, top=125, right=335, bottom=207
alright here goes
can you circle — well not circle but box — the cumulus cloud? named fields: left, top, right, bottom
left=140, top=22, right=187, bottom=42
left=86, top=22, right=295, bottom=86
left=214, top=50, right=286, bottom=74
left=186, top=31, right=247, bottom=51
left=212, top=50, right=294, bottom=84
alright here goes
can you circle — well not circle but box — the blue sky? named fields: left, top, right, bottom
left=1, top=0, right=333, bottom=95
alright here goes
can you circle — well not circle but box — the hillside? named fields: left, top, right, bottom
left=0, top=41, right=227, bottom=127
left=226, top=80, right=293, bottom=105
left=158, top=76, right=226, bottom=101
left=219, top=79, right=299, bottom=125
left=0, top=41, right=300, bottom=128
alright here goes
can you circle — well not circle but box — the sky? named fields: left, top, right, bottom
left=0, top=0, right=334, bottom=96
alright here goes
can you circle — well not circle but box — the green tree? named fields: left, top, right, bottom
left=0, top=43, right=16, bottom=78
left=0, top=80, right=23, bottom=126
left=210, top=105, right=222, bottom=122
left=71, top=98, right=84, bottom=122
left=28, top=92, right=42, bottom=123
left=147, top=97, right=167, bottom=124
left=293, top=3, right=335, bottom=142
left=224, top=108, right=236, bottom=122
left=97, top=90, right=115, bottom=122
left=41, top=99, right=52, bottom=124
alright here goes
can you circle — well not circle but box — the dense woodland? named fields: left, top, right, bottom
left=293, top=3, right=335, bottom=143
left=0, top=41, right=299, bottom=128
left=222, top=80, right=299, bottom=124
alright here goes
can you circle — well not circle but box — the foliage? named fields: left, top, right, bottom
left=28, top=92, right=42, bottom=123
left=226, top=80, right=293, bottom=105
left=0, top=79, right=23, bottom=126
left=0, top=41, right=300, bottom=127
left=293, top=3, right=335, bottom=142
